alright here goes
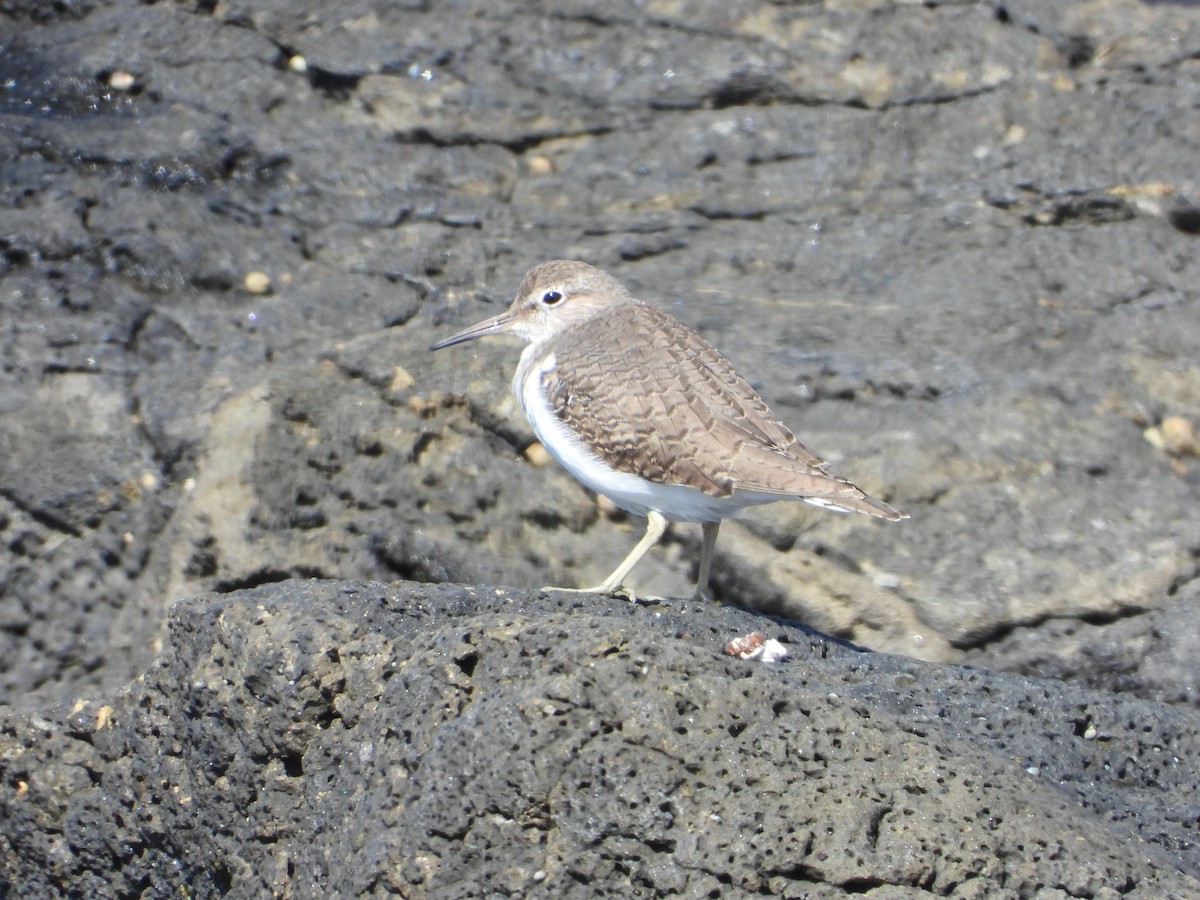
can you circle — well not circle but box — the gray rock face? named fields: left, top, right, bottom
left=2, top=581, right=1198, bottom=897
left=2, top=0, right=1199, bottom=893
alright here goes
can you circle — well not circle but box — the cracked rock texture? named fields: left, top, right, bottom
left=3, top=581, right=1200, bottom=897
left=1, top=0, right=1199, bottom=895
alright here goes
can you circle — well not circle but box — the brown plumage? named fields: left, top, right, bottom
left=431, top=260, right=906, bottom=599
left=540, top=299, right=903, bottom=518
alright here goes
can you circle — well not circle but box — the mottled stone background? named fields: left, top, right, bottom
left=1, top=0, right=1198, bottom=895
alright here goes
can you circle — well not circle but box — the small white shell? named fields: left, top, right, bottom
left=725, top=631, right=788, bottom=663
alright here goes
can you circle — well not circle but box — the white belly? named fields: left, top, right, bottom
left=515, top=349, right=775, bottom=523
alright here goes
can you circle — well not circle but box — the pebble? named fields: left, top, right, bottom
left=524, top=442, right=553, bottom=467
left=243, top=271, right=272, bottom=295
left=1161, top=415, right=1198, bottom=457
left=108, top=70, right=136, bottom=91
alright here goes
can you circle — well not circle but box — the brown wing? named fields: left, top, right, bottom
left=543, top=302, right=903, bottom=519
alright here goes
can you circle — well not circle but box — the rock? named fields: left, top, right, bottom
left=2, top=0, right=1200, bottom=889
left=964, top=582, right=1200, bottom=707
left=1, top=580, right=1197, bottom=897
left=4, top=0, right=1200, bottom=701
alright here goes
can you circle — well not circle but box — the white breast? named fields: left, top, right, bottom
left=514, top=348, right=765, bottom=523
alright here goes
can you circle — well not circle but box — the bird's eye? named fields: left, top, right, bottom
left=541, top=290, right=563, bottom=305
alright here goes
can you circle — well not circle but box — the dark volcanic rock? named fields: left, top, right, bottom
left=3, top=0, right=1200, bottom=703
left=2, top=0, right=1200, bottom=893
left=2, top=580, right=1198, bottom=897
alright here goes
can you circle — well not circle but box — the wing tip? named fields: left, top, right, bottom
left=803, top=493, right=908, bottom=520
left=863, top=496, right=908, bottom=521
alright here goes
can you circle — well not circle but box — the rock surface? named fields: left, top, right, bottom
left=2, top=0, right=1199, bottom=894
left=2, top=0, right=1199, bottom=700
left=2, top=580, right=1199, bottom=897
left=3, top=0, right=1200, bottom=704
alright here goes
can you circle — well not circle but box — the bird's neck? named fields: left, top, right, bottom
left=513, top=340, right=552, bottom=411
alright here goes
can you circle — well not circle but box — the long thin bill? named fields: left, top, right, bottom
left=429, top=310, right=516, bottom=351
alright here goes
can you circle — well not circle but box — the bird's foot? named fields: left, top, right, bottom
left=541, top=584, right=601, bottom=596
left=616, top=588, right=669, bottom=606
left=542, top=584, right=664, bottom=605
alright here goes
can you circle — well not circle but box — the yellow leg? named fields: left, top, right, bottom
left=544, top=510, right=669, bottom=598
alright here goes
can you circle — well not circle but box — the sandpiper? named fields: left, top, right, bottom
left=431, top=260, right=905, bottom=600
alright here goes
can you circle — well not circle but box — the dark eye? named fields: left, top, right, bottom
left=541, top=290, right=563, bottom=305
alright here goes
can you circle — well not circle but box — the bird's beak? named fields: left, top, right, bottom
left=429, top=308, right=518, bottom=351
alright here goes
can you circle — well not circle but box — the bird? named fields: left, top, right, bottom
left=430, top=260, right=906, bottom=600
